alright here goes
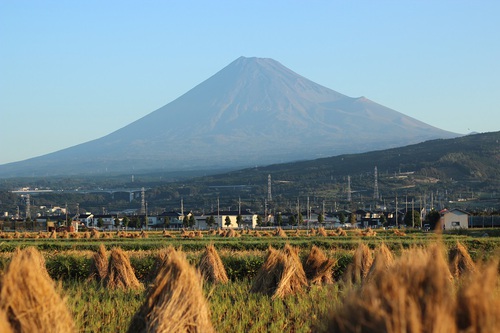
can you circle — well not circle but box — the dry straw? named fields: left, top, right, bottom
left=250, top=247, right=284, bottom=296
left=162, top=230, right=175, bottom=238
left=393, top=229, right=406, bottom=236
left=89, top=243, right=109, bottom=282
left=448, top=241, right=476, bottom=277
left=251, top=244, right=308, bottom=299
left=324, top=244, right=461, bottom=333
left=127, top=248, right=214, bottom=333
left=274, top=227, right=287, bottom=238
left=365, top=243, right=394, bottom=284
left=146, top=246, right=177, bottom=282
left=343, top=242, right=373, bottom=285
left=455, top=259, right=500, bottom=332
left=198, top=244, right=228, bottom=284
left=317, top=227, right=328, bottom=237
left=303, top=246, right=336, bottom=285
left=361, top=228, right=377, bottom=237
left=105, top=247, right=142, bottom=290
left=0, top=247, right=75, bottom=333
left=223, top=229, right=238, bottom=238
left=0, top=308, right=12, bottom=333
left=331, top=227, right=347, bottom=237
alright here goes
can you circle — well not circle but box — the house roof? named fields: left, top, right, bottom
left=93, top=214, right=116, bottom=219
left=159, top=211, right=182, bottom=217
left=207, top=211, right=251, bottom=216
left=441, top=208, right=469, bottom=216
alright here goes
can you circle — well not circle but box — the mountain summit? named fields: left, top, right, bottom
left=0, top=57, right=458, bottom=177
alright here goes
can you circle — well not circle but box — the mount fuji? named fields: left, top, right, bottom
left=0, top=56, right=458, bottom=177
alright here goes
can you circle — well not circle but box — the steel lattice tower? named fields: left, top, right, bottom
left=267, top=174, right=272, bottom=202
left=25, top=194, right=31, bottom=219
left=373, top=166, right=379, bottom=200
left=140, top=187, right=146, bottom=214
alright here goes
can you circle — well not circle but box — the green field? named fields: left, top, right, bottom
left=0, top=229, right=499, bottom=332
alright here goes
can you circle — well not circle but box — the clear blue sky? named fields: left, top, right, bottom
left=1, top=1, right=499, bottom=165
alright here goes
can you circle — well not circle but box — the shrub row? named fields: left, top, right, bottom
left=0, top=234, right=497, bottom=253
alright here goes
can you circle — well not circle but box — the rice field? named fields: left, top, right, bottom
left=0, top=228, right=499, bottom=332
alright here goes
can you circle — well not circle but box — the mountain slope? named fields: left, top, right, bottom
left=0, top=57, right=458, bottom=177
left=207, top=131, right=500, bottom=186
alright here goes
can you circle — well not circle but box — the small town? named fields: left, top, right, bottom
left=2, top=191, right=499, bottom=233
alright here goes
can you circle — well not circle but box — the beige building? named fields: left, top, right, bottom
left=440, top=208, right=469, bottom=230
left=205, top=211, right=258, bottom=229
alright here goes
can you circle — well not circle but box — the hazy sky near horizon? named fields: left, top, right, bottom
left=1, top=1, right=499, bottom=165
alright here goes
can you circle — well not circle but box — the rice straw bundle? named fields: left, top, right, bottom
left=455, top=259, right=500, bottom=332
left=224, top=229, right=237, bottom=238
left=90, top=228, right=100, bottom=239
left=448, top=241, right=475, bottom=277
left=365, top=243, right=394, bottom=284
left=127, top=248, right=214, bottom=333
left=198, top=244, right=228, bottom=284
left=303, top=246, right=336, bottom=285
left=343, top=243, right=373, bottom=285
left=325, top=244, right=456, bottom=333
left=274, top=227, right=287, bottom=238
left=317, top=227, right=328, bottom=237
left=361, top=228, right=376, bottom=237
left=0, top=247, right=75, bottom=333
left=251, top=244, right=308, bottom=299
left=0, top=308, right=12, bottom=333
left=89, top=243, right=109, bottom=282
left=105, top=247, right=142, bottom=290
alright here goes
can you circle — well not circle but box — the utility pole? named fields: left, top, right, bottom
left=412, top=198, right=415, bottom=228
left=395, top=195, right=398, bottom=228
left=347, top=176, right=352, bottom=202
left=296, top=197, right=300, bottom=227
left=217, top=197, right=220, bottom=228
left=405, top=195, right=408, bottom=213
left=145, top=201, right=148, bottom=230
left=181, top=197, right=184, bottom=217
